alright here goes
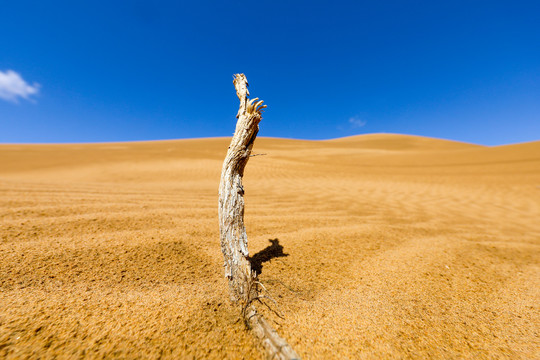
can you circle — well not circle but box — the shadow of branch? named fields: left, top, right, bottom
left=248, top=238, right=289, bottom=275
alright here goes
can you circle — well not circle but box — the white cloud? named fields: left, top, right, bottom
left=0, top=70, right=40, bottom=103
left=348, top=116, right=367, bottom=128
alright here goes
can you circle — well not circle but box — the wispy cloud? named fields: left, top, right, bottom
left=0, top=70, right=40, bottom=103
left=348, top=116, right=367, bottom=128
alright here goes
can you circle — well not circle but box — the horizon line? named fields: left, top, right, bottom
left=1, top=132, right=538, bottom=147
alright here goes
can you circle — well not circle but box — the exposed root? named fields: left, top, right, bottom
left=243, top=304, right=300, bottom=360
left=254, top=281, right=285, bottom=319
left=239, top=277, right=298, bottom=359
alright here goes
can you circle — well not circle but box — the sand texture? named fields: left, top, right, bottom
left=1, top=134, right=539, bottom=359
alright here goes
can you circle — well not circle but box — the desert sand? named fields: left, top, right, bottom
left=1, top=133, right=539, bottom=359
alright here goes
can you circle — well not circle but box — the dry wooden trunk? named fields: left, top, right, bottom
left=218, top=74, right=300, bottom=359
left=218, top=73, right=264, bottom=303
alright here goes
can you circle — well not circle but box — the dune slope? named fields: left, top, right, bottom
left=1, top=134, right=539, bottom=359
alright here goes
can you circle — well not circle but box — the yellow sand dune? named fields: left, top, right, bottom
left=1, top=134, right=539, bottom=359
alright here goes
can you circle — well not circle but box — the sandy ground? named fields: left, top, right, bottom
left=1, top=134, right=539, bottom=359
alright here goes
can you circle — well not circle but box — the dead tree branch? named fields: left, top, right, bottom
left=218, top=73, right=300, bottom=360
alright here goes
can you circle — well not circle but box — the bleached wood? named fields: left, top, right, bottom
left=218, top=74, right=300, bottom=360
left=218, top=73, right=265, bottom=302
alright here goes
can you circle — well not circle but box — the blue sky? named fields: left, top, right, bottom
left=1, top=1, right=539, bottom=145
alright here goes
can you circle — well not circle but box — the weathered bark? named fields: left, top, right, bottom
left=218, top=73, right=264, bottom=303
left=218, top=74, right=300, bottom=360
